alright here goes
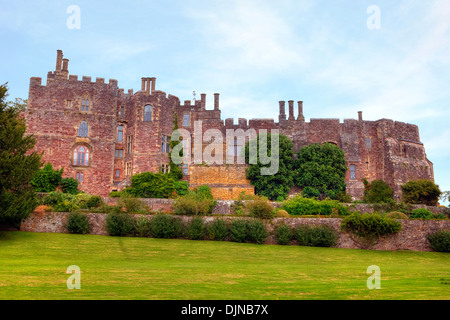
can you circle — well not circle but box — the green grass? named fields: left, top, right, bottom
left=0, top=231, right=449, bottom=300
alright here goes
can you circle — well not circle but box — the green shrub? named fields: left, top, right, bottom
left=61, top=177, right=79, bottom=194
left=127, top=172, right=177, bottom=198
left=186, top=217, right=205, bottom=240
left=293, top=224, right=338, bottom=247
left=65, top=211, right=91, bottom=234
left=275, top=209, right=290, bottom=218
left=410, top=208, right=434, bottom=220
left=118, top=196, right=148, bottom=213
left=93, top=204, right=123, bottom=214
left=302, top=186, right=320, bottom=199
left=174, top=180, right=189, bottom=196
left=281, top=195, right=349, bottom=216
left=244, top=196, right=274, bottom=220
left=386, top=211, right=409, bottom=220
left=150, top=214, right=184, bottom=239
left=106, top=212, right=135, bottom=236
left=335, top=192, right=353, bottom=203
left=173, top=188, right=216, bottom=216
left=42, top=191, right=66, bottom=207
left=206, top=219, right=229, bottom=241
left=341, top=213, right=402, bottom=248
left=229, top=219, right=248, bottom=243
left=109, top=191, right=122, bottom=198
left=246, top=219, right=268, bottom=244
left=275, top=224, right=293, bottom=245
left=133, top=215, right=152, bottom=237
left=362, top=179, right=394, bottom=204
left=427, top=230, right=450, bottom=252
left=401, top=179, right=441, bottom=206
left=30, top=163, right=63, bottom=193
left=86, top=195, right=103, bottom=208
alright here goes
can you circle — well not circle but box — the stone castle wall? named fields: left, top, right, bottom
left=25, top=50, right=435, bottom=199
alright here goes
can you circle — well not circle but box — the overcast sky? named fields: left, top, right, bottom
left=1, top=0, right=449, bottom=197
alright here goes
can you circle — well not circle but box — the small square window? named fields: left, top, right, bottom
left=115, top=169, right=120, bottom=178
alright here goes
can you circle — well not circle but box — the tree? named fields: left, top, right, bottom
left=30, top=163, right=63, bottom=192
left=401, top=179, right=441, bottom=206
left=362, top=178, right=394, bottom=203
left=168, top=112, right=183, bottom=180
left=0, top=83, right=42, bottom=226
left=244, top=133, right=295, bottom=200
left=294, top=142, right=347, bottom=200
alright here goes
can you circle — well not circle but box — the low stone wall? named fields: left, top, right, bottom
left=20, top=211, right=450, bottom=252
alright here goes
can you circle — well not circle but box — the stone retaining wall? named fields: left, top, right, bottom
left=20, top=211, right=450, bottom=252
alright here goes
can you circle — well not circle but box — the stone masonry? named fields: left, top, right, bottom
left=25, top=50, right=434, bottom=199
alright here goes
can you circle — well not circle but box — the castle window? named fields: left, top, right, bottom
left=120, top=106, right=124, bottom=117
left=126, top=162, right=132, bottom=176
left=144, top=105, right=152, bottom=122
left=76, top=172, right=84, bottom=183
left=182, top=163, right=189, bottom=176
left=81, top=96, right=90, bottom=112
left=366, top=137, right=371, bottom=149
left=78, top=121, right=88, bottom=137
left=118, top=125, right=124, bottom=142
left=183, top=114, right=190, bottom=127
left=127, top=135, right=134, bottom=154
left=228, top=137, right=244, bottom=161
left=73, top=145, right=90, bottom=166
left=115, top=149, right=123, bottom=158
left=350, top=164, right=356, bottom=180
left=161, top=135, right=170, bottom=153
left=115, top=169, right=120, bottom=179
left=161, top=164, right=170, bottom=173
left=66, top=100, right=72, bottom=108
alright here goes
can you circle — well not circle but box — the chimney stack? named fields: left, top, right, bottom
left=297, top=101, right=305, bottom=121
left=358, top=111, right=363, bottom=122
left=201, top=93, right=206, bottom=110
left=214, top=93, right=220, bottom=110
left=278, top=101, right=286, bottom=122
left=150, top=77, right=156, bottom=94
left=56, top=50, right=63, bottom=72
left=288, top=100, right=295, bottom=120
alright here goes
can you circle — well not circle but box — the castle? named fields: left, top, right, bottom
left=24, top=50, right=435, bottom=200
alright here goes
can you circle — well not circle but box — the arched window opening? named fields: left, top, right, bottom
left=73, top=145, right=90, bottom=166
left=144, top=105, right=152, bottom=121
left=78, top=121, right=88, bottom=137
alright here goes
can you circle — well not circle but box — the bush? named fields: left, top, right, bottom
left=401, top=179, right=441, bottom=206
left=65, top=211, right=91, bottom=234
left=340, top=213, right=402, bottom=248
left=106, top=212, right=135, bottom=236
left=229, top=219, right=249, bottom=243
left=174, top=180, right=189, bottom=196
left=126, top=172, right=177, bottom=198
left=244, top=196, right=274, bottom=220
left=118, top=196, right=148, bottom=213
left=275, top=224, right=293, bottom=245
left=386, top=211, right=409, bottom=220
left=335, top=192, right=353, bottom=203
left=186, top=217, right=205, bottom=240
left=427, top=230, right=450, bottom=252
left=133, top=216, right=152, bottom=237
left=61, top=177, right=79, bottom=194
left=362, top=179, right=394, bottom=204
left=206, top=219, right=229, bottom=241
left=150, top=214, right=184, bottom=239
left=281, top=195, right=349, bottom=216
left=173, top=188, right=216, bottom=216
left=42, top=191, right=66, bottom=207
left=275, top=209, right=290, bottom=218
left=302, top=186, right=320, bottom=199
left=246, top=219, right=268, bottom=244
left=30, top=163, right=63, bottom=193
left=109, top=191, right=122, bottom=198
left=410, top=208, right=434, bottom=220
left=293, top=224, right=338, bottom=247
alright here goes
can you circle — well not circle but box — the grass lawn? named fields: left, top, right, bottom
left=0, top=231, right=448, bottom=300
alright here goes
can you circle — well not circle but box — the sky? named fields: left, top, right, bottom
left=1, top=0, right=449, bottom=198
